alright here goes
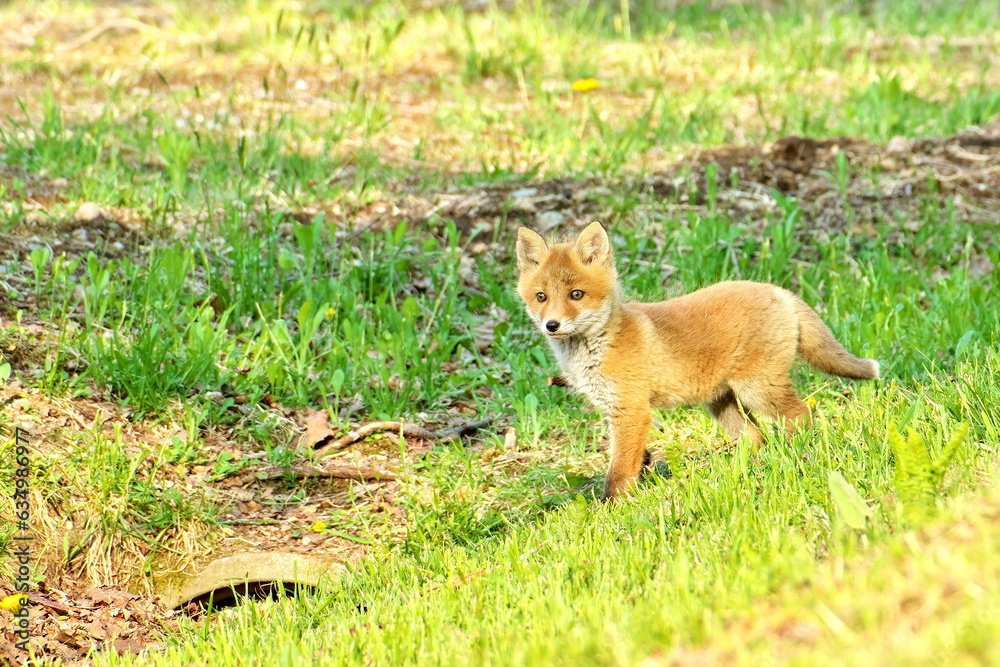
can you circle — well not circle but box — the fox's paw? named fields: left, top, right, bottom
left=601, top=475, right=639, bottom=502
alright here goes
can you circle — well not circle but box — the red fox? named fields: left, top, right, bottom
left=516, top=222, right=879, bottom=501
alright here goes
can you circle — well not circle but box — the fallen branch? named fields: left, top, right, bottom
left=256, top=463, right=397, bottom=482
left=314, top=417, right=493, bottom=457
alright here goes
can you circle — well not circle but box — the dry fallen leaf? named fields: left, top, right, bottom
left=302, top=408, right=338, bottom=448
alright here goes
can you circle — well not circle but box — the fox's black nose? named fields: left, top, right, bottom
left=545, top=320, right=560, bottom=332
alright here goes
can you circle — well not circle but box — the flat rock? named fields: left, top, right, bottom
left=537, top=210, right=566, bottom=231
left=72, top=202, right=103, bottom=223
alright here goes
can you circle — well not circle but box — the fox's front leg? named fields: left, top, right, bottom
left=602, top=405, right=652, bottom=501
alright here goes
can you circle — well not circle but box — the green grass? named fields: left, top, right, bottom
left=144, top=481, right=1000, bottom=665
left=94, top=399, right=999, bottom=665
left=3, top=0, right=1000, bottom=187
left=1, top=0, right=999, bottom=664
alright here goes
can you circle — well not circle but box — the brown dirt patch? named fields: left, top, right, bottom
left=336, top=123, right=1000, bottom=247
left=0, top=379, right=410, bottom=588
left=0, top=378, right=429, bottom=663
left=664, top=126, right=1000, bottom=227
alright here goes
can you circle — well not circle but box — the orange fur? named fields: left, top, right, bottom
left=516, top=222, right=879, bottom=501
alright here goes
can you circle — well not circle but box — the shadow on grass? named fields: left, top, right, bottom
left=402, top=457, right=678, bottom=555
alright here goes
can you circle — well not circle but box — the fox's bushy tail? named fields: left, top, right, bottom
left=795, top=299, right=879, bottom=380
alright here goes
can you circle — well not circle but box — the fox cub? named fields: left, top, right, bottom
left=516, top=222, right=879, bottom=501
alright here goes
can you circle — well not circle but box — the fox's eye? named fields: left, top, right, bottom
left=536, top=293, right=547, bottom=302
left=569, top=290, right=584, bottom=300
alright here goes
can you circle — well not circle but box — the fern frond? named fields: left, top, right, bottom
left=931, top=422, right=969, bottom=481
left=889, top=423, right=968, bottom=524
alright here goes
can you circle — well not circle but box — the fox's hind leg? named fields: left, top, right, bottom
left=729, top=377, right=811, bottom=434
left=706, top=388, right=762, bottom=446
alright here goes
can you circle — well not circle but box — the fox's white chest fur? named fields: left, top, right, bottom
left=550, top=333, right=618, bottom=413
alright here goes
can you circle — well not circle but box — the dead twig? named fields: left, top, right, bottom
left=56, top=18, right=163, bottom=52
left=256, top=463, right=397, bottom=482
left=314, top=418, right=493, bottom=457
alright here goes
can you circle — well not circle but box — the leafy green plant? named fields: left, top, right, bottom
left=818, top=149, right=852, bottom=199
left=890, top=423, right=969, bottom=523
left=156, top=131, right=196, bottom=193
left=85, top=306, right=234, bottom=417
left=29, top=245, right=52, bottom=297
left=209, top=451, right=252, bottom=481
left=81, top=252, right=115, bottom=328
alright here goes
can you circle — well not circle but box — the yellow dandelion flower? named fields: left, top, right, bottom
left=325, top=308, right=336, bottom=319
left=0, top=594, right=26, bottom=614
left=804, top=396, right=818, bottom=410
left=571, top=78, right=599, bottom=93
left=311, top=520, right=328, bottom=533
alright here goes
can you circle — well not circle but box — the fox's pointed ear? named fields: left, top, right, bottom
left=516, top=227, right=548, bottom=273
left=574, top=221, right=612, bottom=267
